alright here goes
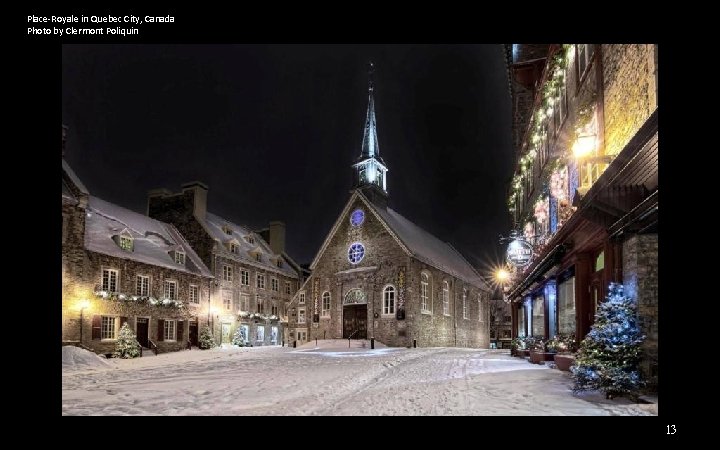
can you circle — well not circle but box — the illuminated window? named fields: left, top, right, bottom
left=595, top=251, right=605, bottom=272
left=119, top=235, right=133, bottom=251
left=164, top=320, right=176, bottom=341
left=576, top=44, right=595, bottom=82
left=383, top=285, right=396, bottom=315
left=256, top=326, right=265, bottom=342
left=350, top=209, right=365, bottom=227
left=321, top=292, right=331, bottom=317
left=101, top=316, right=117, bottom=340
left=348, top=242, right=365, bottom=264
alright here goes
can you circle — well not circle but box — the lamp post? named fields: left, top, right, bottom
left=78, top=299, right=90, bottom=343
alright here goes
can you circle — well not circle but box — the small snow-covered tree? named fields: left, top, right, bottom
left=114, top=322, right=141, bottom=358
left=572, top=282, right=645, bottom=399
left=232, top=327, right=247, bottom=347
left=199, top=326, right=217, bottom=350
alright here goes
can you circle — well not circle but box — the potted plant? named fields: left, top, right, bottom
left=511, top=337, right=531, bottom=357
left=529, top=337, right=554, bottom=364
left=549, top=334, right=577, bottom=371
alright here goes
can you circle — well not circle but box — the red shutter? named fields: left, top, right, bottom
left=157, top=319, right=165, bottom=342
left=91, top=315, right=101, bottom=340
left=177, top=320, right=184, bottom=342
left=120, top=316, right=128, bottom=327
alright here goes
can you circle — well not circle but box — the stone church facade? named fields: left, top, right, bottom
left=287, top=67, right=491, bottom=348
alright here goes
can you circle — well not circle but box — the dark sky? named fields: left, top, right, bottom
left=62, top=44, right=514, bottom=272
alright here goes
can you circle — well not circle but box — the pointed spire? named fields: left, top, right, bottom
left=360, top=61, right=380, bottom=159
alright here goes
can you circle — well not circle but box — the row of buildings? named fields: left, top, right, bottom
left=61, top=65, right=493, bottom=353
left=502, top=44, right=658, bottom=390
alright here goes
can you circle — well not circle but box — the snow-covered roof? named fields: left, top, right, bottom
left=366, top=198, right=488, bottom=289
left=62, top=159, right=89, bottom=196
left=204, top=212, right=299, bottom=278
left=84, top=196, right=213, bottom=278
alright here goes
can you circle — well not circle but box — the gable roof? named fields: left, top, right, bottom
left=310, top=190, right=489, bottom=290
left=84, top=196, right=213, bottom=278
left=203, top=212, right=298, bottom=278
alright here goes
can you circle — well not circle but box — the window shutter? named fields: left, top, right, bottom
left=120, top=316, right=128, bottom=327
left=177, top=320, right=184, bottom=342
left=157, top=319, right=165, bottom=342
left=91, top=315, right=101, bottom=340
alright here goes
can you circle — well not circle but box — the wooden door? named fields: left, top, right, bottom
left=343, top=305, right=367, bottom=339
left=189, top=322, right=198, bottom=346
left=136, top=318, right=149, bottom=347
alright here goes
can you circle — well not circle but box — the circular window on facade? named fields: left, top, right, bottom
left=350, top=209, right=365, bottom=227
left=347, top=242, right=365, bottom=264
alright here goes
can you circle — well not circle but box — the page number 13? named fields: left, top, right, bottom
left=667, top=425, right=676, bottom=435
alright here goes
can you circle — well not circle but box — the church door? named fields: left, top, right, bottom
left=343, top=305, right=367, bottom=339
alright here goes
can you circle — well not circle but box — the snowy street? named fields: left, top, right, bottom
left=62, top=345, right=656, bottom=416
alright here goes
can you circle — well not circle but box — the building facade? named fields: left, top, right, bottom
left=286, top=69, right=491, bottom=348
left=148, top=184, right=303, bottom=347
left=503, top=44, right=658, bottom=389
left=62, top=145, right=214, bottom=355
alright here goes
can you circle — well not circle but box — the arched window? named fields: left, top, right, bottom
left=421, top=272, right=431, bottom=313
left=321, top=291, right=331, bottom=317
left=383, top=285, right=396, bottom=315
left=442, top=281, right=450, bottom=316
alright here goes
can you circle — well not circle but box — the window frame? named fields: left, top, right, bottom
left=462, top=289, right=468, bottom=319
left=285, top=281, right=291, bottom=295
left=382, top=285, right=396, bottom=316
left=321, top=291, right=331, bottom=317
left=575, top=44, right=596, bottom=88
left=442, top=281, right=450, bottom=316
left=271, top=277, right=279, bottom=292
left=189, top=284, right=199, bottom=305
left=102, top=268, right=119, bottom=293
left=164, top=280, right=178, bottom=300
left=257, top=273, right=266, bottom=289
left=241, top=270, right=249, bottom=286
left=240, top=294, right=249, bottom=312
left=174, top=251, right=186, bottom=265
left=119, top=235, right=133, bottom=251
left=164, top=320, right=176, bottom=341
left=299, top=291, right=306, bottom=305
left=101, top=315, right=118, bottom=340
left=136, top=275, right=150, bottom=297
left=222, top=264, right=233, bottom=282
left=298, top=307, right=306, bottom=324
left=222, top=289, right=233, bottom=311
left=420, top=272, right=431, bottom=314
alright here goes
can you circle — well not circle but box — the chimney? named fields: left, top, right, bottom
left=181, top=181, right=209, bottom=222
left=268, top=221, right=286, bottom=254
left=62, top=125, right=68, bottom=156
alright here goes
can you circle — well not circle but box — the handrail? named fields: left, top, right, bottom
left=148, top=339, right=158, bottom=355
left=348, top=329, right=359, bottom=347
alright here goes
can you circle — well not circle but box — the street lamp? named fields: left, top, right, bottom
left=78, top=299, right=90, bottom=343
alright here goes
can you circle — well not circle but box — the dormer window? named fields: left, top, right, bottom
left=255, top=253, right=261, bottom=262
left=246, top=235, right=255, bottom=244
left=174, top=251, right=186, bottom=265
left=276, top=259, right=283, bottom=268
left=223, top=225, right=233, bottom=236
left=230, top=243, right=238, bottom=254
left=119, top=236, right=133, bottom=252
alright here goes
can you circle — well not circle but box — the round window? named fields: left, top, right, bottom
left=350, top=209, right=365, bottom=227
left=348, top=242, right=365, bottom=264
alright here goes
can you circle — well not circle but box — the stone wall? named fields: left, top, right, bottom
left=602, top=44, right=657, bottom=157
left=61, top=250, right=212, bottom=354
left=622, top=233, right=658, bottom=391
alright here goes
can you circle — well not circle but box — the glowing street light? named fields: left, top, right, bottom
left=572, top=133, right=596, bottom=159
left=496, top=268, right=510, bottom=283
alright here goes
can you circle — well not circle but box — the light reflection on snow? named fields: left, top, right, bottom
left=291, top=348, right=403, bottom=358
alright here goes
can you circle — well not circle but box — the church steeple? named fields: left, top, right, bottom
left=353, top=62, right=389, bottom=200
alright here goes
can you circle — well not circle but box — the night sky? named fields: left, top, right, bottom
left=62, top=44, right=514, bottom=274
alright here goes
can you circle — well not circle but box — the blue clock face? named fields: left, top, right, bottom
left=350, top=209, right=365, bottom=227
left=348, top=242, right=365, bottom=264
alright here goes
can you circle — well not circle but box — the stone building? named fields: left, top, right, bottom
left=147, top=184, right=303, bottom=347
left=62, top=141, right=214, bottom=355
left=286, top=69, right=491, bottom=348
left=502, top=44, right=658, bottom=389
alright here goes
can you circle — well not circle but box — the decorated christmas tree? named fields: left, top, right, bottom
left=199, top=326, right=217, bottom=350
left=114, top=322, right=141, bottom=358
left=572, top=282, right=645, bottom=399
left=232, top=327, right=247, bottom=347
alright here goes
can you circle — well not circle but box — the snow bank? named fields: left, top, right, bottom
left=62, top=346, right=111, bottom=372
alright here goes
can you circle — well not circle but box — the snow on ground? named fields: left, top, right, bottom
left=62, top=346, right=111, bottom=372
left=62, top=346, right=656, bottom=416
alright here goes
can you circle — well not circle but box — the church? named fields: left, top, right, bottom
left=287, top=67, right=491, bottom=348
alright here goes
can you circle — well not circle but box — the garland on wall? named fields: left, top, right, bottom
left=94, top=290, right=185, bottom=309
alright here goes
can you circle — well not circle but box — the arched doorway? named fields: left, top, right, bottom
left=343, top=289, right=367, bottom=339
